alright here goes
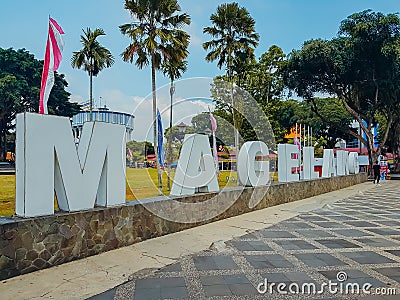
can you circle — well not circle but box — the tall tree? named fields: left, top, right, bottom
left=203, top=2, right=259, bottom=158
left=120, top=0, right=190, bottom=191
left=0, top=48, right=81, bottom=160
left=245, top=45, right=286, bottom=105
left=284, top=10, right=400, bottom=167
left=71, top=28, right=114, bottom=120
left=210, top=46, right=287, bottom=145
left=162, top=58, right=187, bottom=190
left=292, top=98, right=354, bottom=148
left=203, top=2, right=259, bottom=77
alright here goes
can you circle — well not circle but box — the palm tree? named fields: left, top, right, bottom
left=162, top=58, right=188, bottom=190
left=71, top=28, right=114, bottom=120
left=120, top=0, right=190, bottom=191
left=203, top=2, right=259, bottom=165
left=203, top=3, right=259, bottom=77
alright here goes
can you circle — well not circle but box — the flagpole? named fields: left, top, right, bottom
left=299, top=123, right=302, bottom=151
left=156, top=109, right=164, bottom=194
left=209, top=107, right=219, bottom=175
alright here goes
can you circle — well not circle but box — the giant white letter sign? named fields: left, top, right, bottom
left=336, top=150, right=349, bottom=176
left=322, top=149, right=337, bottom=178
left=170, top=134, right=219, bottom=196
left=303, top=147, right=319, bottom=180
left=348, top=152, right=360, bottom=174
left=237, top=141, right=270, bottom=187
left=278, top=144, right=300, bottom=182
left=16, top=113, right=126, bottom=217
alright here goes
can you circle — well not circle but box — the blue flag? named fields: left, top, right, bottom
left=157, top=109, right=165, bottom=168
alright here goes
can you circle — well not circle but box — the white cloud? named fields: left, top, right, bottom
left=100, top=89, right=141, bottom=114
left=69, top=94, right=83, bottom=104
left=187, top=21, right=204, bottom=48
left=69, top=78, right=217, bottom=142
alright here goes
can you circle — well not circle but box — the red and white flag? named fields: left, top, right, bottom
left=127, top=148, right=133, bottom=163
left=39, top=17, right=65, bottom=114
left=209, top=109, right=219, bottom=173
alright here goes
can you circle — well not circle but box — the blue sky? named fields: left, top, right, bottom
left=1, top=1, right=399, bottom=140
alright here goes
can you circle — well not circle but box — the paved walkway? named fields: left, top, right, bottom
left=2, top=181, right=399, bottom=299
left=87, top=181, right=400, bottom=299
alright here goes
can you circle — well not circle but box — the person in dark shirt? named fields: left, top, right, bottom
left=373, top=161, right=381, bottom=185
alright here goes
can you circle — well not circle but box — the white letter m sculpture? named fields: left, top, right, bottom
left=16, top=113, right=126, bottom=217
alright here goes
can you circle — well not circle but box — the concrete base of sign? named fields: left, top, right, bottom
left=390, top=174, right=400, bottom=180
left=0, top=173, right=366, bottom=280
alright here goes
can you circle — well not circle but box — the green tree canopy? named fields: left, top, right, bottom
left=292, top=98, right=353, bottom=148
left=203, top=2, right=259, bottom=76
left=284, top=10, right=400, bottom=166
left=0, top=48, right=81, bottom=160
left=126, top=140, right=154, bottom=162
left=209, top=46, right=287, bottom=146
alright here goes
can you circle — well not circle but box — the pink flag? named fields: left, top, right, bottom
left=39, top=17, right=65, bottom=114
left=294, top=136, right=300, bottom=151
left=209, top=110, right=219, bottom=173
left=127, top=148, right=133, bottom=162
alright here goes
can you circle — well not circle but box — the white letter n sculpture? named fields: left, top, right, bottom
left=15, top=112, right=126, bottom=217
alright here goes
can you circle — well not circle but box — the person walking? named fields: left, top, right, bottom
left=373, top=161, right=381, bottom=186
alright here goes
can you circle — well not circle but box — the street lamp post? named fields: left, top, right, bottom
left=177, top=122, right=187, bottom=141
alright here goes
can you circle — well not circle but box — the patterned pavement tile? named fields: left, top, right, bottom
left=366, top=228, right=400, bottom=236
left=193, top=255, right=239, bottom=270
left=293, top=253, right=348, bottom=267
left=311, top=221, right=350, bottom=229
left=99, top=182, right=400, bottom=300
left=331, top=229, right=373, bottom=237
left=343, top=221, right=380, bottom=227
left=374, top=267, right=400, bottom=283
left=315, top=239, right=362, bottom=249
left=245, top=254, right=294, bottom=269
left=294, top=229, right=336, bottom=238
left=274, top=239, right=318, bottom=250
left=356, top=238, right=399, bottom=248
left=227, top=240, right=272, bottom=251
left=385, top=250, right=400, bottom=258
left=340, top=251, right=397, bottom=265
left=133, top=277, right=188, bottom=300
left=257, top=229, right=296, bottom=238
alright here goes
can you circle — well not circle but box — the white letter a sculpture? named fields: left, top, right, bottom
left=171, top=134, right=219, bottom=196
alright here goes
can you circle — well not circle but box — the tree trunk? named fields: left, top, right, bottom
left=151, top=51, right=162, bottom=193
left=366, top=126, right=377, bottom=171
left=89, top=69, right=93, bottom=121
left=0, top=133, right=3, bottom=161
left=227, top=53, right=240, bottom=173
left=3, top=130, right=6, bottom=161
left=339, top=96, right=383, bottom=174
left=390, top=122, right=400, bottom=173
left=0, top=119, right=5, bottom=161
left=167, top=80, right=174, bottom=191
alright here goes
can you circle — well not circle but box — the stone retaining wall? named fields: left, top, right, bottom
left=0, top=173, right=366, bottom=279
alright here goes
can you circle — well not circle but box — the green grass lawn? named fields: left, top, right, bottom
left=0, top=175, right=16, bottom=216
left=0, top=168, right=237, bottom=216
